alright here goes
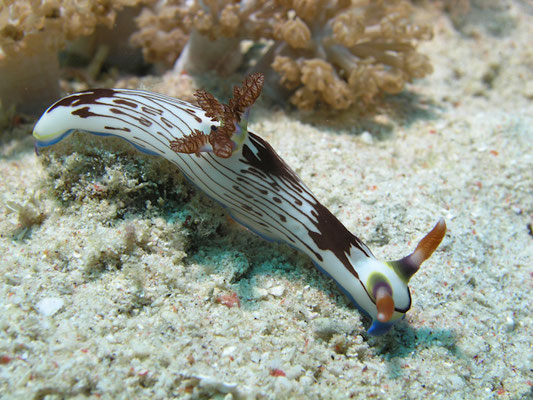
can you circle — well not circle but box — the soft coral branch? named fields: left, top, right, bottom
left=131, top=0, right=433, bottom=110
left=0, top=0, right=149, bottom=115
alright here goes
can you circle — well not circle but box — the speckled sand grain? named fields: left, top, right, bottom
left=1, top=3, right=532, bottom=399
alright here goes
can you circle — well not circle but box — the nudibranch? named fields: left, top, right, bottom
left=33, top=73, right=446, bottom=335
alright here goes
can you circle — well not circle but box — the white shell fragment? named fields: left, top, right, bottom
left=269, top=285, right=285, bottom=297
left=35, top=297, right=64, bottom=316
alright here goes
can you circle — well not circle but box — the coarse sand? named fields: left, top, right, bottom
left=1, top=3, right=532, bottom=399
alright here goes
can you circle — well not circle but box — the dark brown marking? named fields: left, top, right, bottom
left=72, top=107, right=98, bottom=118
left=113, top=99, right=138, bottom=108
left=184, top=154, right=261, bottom=219
left=273, top=197, right=282, bottom=203
left=104, top=126, right=131, bottom=132
left=242, top=132, right=372, bottom=278
left=305, top=202, right=372, bottom=278
left=141, top=106, right=163, bottom=115
left=110, top=107, right=126, bottom=115
left=48, top=88, right=116, bottom=113
left=241, top=134, right=300, bottom=187
left=211, top=154, right=325, bottom=258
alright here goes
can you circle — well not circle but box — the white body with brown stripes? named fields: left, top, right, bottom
left=33, top=80, right=445, bottom=335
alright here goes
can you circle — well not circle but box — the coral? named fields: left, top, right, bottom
left=130, top=2, right=190, bottom=66
left=131, top=0, right=433, bottom=110
left=0, top=0, right=150, bottom=115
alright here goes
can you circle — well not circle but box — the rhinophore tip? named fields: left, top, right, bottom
left=393, top=218, right=447, bottom=282
left=410, top=218, right=446, bottom=268
left=375, top=286, right=395, bottom=322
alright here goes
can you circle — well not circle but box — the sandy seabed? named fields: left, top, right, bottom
left=1, top=3, right=532, bottom=400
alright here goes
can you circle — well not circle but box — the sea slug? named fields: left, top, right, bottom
left=33, top=73, right=446, bottom=335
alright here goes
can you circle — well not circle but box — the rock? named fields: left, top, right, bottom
left=35, top=297, right=64, bottom=317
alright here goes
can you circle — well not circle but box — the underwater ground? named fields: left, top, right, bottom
left=1, top=3, right=532, bottom=399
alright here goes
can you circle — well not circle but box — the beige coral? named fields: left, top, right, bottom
left=131, top=0, right=273, bottom=69
left=282, top=0, right=433, bottom=109
left=276, top=17, right=311, bottom=49
left=0, top=0, right=149, bottom=115
left=219, top=4, right=241, bottom=37
left=131, top=0, right=433, bottom=110
left=271, top=56, right=300, bottom=89
left=130, top=5, right=189, bottom=65
left=332, top=10, right=366, bottom=47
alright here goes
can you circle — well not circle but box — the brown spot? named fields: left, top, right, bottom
left=113, top=99, right=138, bottom=108
left=110, top=107, right=126, bottom=115
left=0, top=355, right=12, bottom=365
left=270, top=369, right=286, bottom=377
left=72, top=107, right=98, bottom=118
left=215, top=292, right=240, bottom=308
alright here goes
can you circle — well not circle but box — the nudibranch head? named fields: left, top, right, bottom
left=363, top=219, right=447, bottom=335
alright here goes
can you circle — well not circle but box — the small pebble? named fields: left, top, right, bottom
left=250, top=351, right=261, bottom=363
left=35, top=297, right=64, bottom=317
left=269, top=286, right=285, bottom=297
left=222, top=346, right=236, bottom=357
left=360, top=131, right=374, bottom=144
left=505, top=316, right=516, bottom=331
left=252, top=287, right=268, bottom=299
